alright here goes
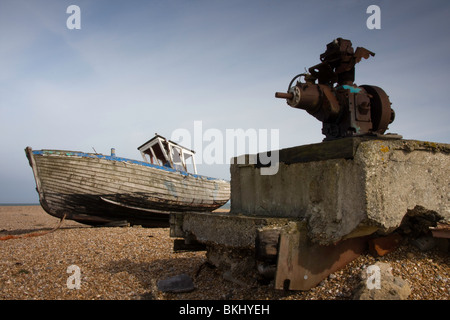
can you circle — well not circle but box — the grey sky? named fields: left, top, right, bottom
left=1, top=0, right=449, bottom=203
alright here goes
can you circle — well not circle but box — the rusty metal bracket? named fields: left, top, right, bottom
left=275, top=223, right=367, bottom=290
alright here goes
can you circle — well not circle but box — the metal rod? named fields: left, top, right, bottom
left=275, top=92, right=293, bottom=99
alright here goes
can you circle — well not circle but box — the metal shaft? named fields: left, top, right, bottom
left=275, top=92, right=294, bottom=99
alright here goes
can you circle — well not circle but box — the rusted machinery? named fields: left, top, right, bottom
left=275, top=38, right=395, bottom=140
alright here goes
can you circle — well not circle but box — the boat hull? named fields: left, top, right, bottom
left=25, top=147, right=230, bottom=227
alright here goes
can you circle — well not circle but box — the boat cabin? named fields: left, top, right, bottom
left=137, top=134, right=197, bottom=174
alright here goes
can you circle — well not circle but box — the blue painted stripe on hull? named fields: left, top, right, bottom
left=32, top=150, right=224, bottom=181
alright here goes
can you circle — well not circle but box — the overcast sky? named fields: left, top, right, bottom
left=1, top=0, right=450, bottom=203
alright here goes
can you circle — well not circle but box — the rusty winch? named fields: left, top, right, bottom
left=275, top=38, right=395, bottom=140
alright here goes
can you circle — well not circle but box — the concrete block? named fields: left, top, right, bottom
left=170, top=212, right=293, bottom=285
left=231, top=138, right=450, bottom=245
left=170, top=211, right=291, bottom=249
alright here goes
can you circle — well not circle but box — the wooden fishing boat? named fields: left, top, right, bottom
left=25, top=134, right=230, bottom=227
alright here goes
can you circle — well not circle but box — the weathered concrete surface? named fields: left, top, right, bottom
left=170, top=212, right=368, bottom=289
left=170, top=212, right=293, bottom=285
left=170, top=211, right=291, bottom=248
left=169, top=138, right=449, bottom=290
left=231, top=138, right=450, bottom=245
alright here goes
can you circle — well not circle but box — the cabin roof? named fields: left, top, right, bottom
left=137, top=134, right=195, bottom=154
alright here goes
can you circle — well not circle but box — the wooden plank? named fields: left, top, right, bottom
left=37, top=157, right=230, bottom=196
left=35, top=154, right=230, bottom=201
left=39, top=167, right=230, bottom=200
left=37, top=155, right=225, bottom=189
left=36, top=151, right=203, bottom=182
left=275, top=225, right=367, bottom=290
left=40, top=176, right=224, bottom=206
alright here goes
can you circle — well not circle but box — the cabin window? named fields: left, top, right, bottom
left=184, top=155, right=196, bottom=173
left=143, top=153, right=151, bottom=163
left=170, top=146, right=185, bottom=172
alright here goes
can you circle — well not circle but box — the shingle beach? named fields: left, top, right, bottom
left=0, top=205, right=448, bottom=300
